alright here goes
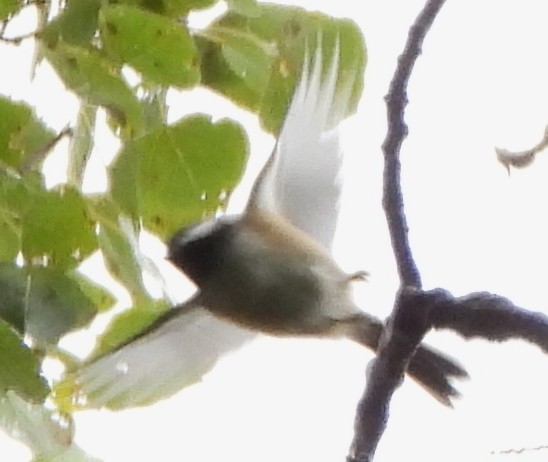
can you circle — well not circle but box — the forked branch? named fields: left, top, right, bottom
left=349, top=1, right=448, bottom=460
left=349, top=1, right=548, bottom=460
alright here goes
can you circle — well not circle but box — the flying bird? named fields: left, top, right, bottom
left=70, top=38, right=466, bottom=410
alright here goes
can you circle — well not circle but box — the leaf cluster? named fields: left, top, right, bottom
left=0, top=0, right=365, bottom=459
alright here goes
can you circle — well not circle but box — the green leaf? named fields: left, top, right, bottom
left=0, top=263, right=27, bottom=333
left=0, top=392, right=101, bottom=461
left=25, top=267, right=98, bottom=344
left=42, top=42, right=143, bottom=135
left=110, top=114, right=248, bottom=238
left=40, top=0, right=101, bottom=47
left=0, top=96, right=55, bottom=170
left=180, top=0, right=218, bottom=11
left=0, top=217, right=19, bottom=260
left=0, top=170, right=33, bottom=210
left=30, top=3, right=51, bottom=78
left=198, top=35, right=261, bottom=112
left=202, top=4, right=366, bottom=133
left=21, top=186, right=97, bottom=269
left=141, top=86, right=168, bottom=131
left=221, top=38, right=271, bottom=93
left=0, top=321, right=49, bottom=402
left=97, top=223, right=151, bottom=302
left=11, top=119, right=59, bottom=172
left=0, top=176, right=26, bottom=261
left=0, top=263, right=109, bottom=341
left=87, top=196, right=151, bottom=303
left=226, top=0, right=259, bottom=17
left=67, top=103, right=97, bottom=189
left=70, top=272, right=116, bottom=313
left=111, top=0, right=217, bottom=17
left=0, top=172, right=47, bottom=262
left=0, top=0, right=20, bottom=20
left=107, top=143, right=139, bottom=220
left=99, top=4, right=200, bottom=88
left=91, top=299, right=168, bottom=357
left=209, top=26, right=275, bottom=94
left=260, top=18, right=365, bottom=133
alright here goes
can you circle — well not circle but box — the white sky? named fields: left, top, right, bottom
left=2, top=1, right=548, bottom=461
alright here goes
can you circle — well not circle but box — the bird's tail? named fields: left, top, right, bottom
left=344, top=314, right=468, bottom=405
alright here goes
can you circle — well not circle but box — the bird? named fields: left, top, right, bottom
left=68, top=37, right=467, bottom=411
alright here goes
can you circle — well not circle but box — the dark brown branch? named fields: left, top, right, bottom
left=348, top=286, right=548, bottom=462
left=431, top=291, right=548, bottom=352
left=382, top=0, right=447, bottom=288
left=348, top=1, right=548, bottom=460
left=348, top=288, right=447, bottom=462
left=352, top=0, right=447, bottom=447
left=348, top=2, right=448, bottom=460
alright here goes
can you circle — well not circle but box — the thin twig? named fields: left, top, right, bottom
left=0, top=29, right=39, bottom=45
left=496, top=124, right=548, bottom=174
left=0, top=21, right=8, bottom=38
left=382, top=0, right=447, bottom=288
left=492, top=444, right=548, bottom=455
left=19, top=125, right=73, bottom=173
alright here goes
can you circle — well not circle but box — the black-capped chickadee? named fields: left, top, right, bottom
left=73, top=39, right=466, bottom=410
left=166, top=206, right=466, bottom=405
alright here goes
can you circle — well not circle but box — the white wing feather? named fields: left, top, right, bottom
left=250, top=39, right=357, bottom=250
left=75, top=215, right=256, bottom=409
left=76, top=305, right=255, bottom=409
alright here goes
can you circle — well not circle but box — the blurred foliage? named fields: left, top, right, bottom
left=0, top=97, right=55, bottom=171
left=91, top=299, right=170, bottom=358
left=0, top=0, right=365, bottom=458
left=199, top=4, right=365, bottom=132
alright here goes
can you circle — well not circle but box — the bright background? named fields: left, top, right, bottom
left=2, top=1, right=548, bottom=461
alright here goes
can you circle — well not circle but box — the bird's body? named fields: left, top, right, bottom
left=169, top=208, right=359, bottom=337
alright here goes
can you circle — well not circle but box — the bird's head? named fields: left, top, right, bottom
left=167, top=216, right=238, bottom=287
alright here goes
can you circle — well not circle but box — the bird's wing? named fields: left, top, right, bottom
left=249, top=38, right=358, bottom=250
left=65, top=219, right=255, bottom=410
left=67, top=300, right=255, bottom=410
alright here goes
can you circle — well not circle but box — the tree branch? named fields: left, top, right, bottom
left=347, top=285, right=548, bottom=462
left=348, top=1, right=448, bottom=460
left=431, top=291, right=548, bottom=351
left=382, top=0, right=447, bottom=288
left=348, top=288, right=446, bottom=462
